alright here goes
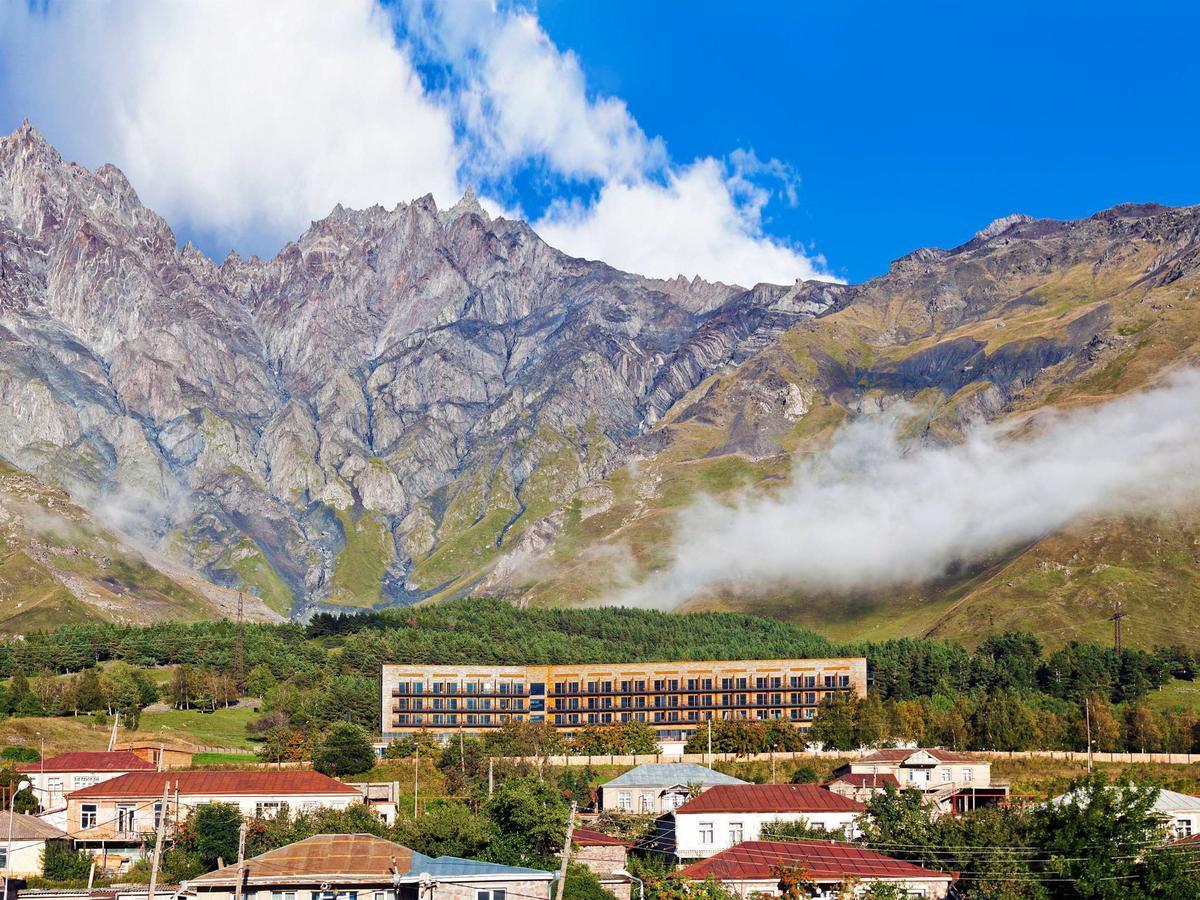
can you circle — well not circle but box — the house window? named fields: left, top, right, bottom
left=1176, top=819, right=1194, bottom=839
left=963, top=768, right=974, bottom=783
left=941, top=769, right=951, bottom=783
left=314, top=892, right=357, bottom=900
left=728, top=822, right=743, bottom=844
left=81, top=804, right=98, bottom=829
left=117, top=804, right=136, bottom=833
left=476, top=891, right=507, bottom=900
left=75, top=775, right=99, bottom=788
left=0, top=848, right=7, bottom=869
left=640, top=792, right=653, bottom=812
left=256, top=801, right=288, bottom=818
left=618, top=791, right=632, bottom=811
left=272, top=892, right=297, bottom=900
left=699, top=822, right=714, bottom=845
left=48, top=777, right=63, bottom=796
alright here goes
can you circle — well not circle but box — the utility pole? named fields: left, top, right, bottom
left=707, top=717, right=712, bottom=767
left=459, top=728, right=466, bottom=778
left=770, top=745, right=777, bottom=785
left=1110, top=601, right=1125, bottom=654
left=233, top=820, right=247, bottom=900
left=554, top=801, right=577, bottom=900
left=147, top=782, right=170, bottom=900
left=107, top=712, right=120, bottom=751
left=1085, top=697, right=1094, bottom=773
left=488, top=758, right=494, bottom=797
left=413, top=745, right=419, bottom=817
left=234, top=591, right=246, bottom=693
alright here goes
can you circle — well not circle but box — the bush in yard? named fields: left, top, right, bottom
left=313, top=722, right=376, bottom=777
left=41, top=842, right=94, bottom=881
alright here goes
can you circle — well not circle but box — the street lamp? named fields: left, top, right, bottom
left=614, top=869, right=643, bottom=900
left=4, top=780, right=31, bottom=900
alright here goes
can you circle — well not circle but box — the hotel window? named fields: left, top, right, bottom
left=699, top=822, right=714, bottom=845
left=476, top=891, right=507, bottom=900
left=618, top=791, right=633, bottom=811
left=728, top=822, right=743, bottom=844
left=803, top=708, right=815, bottom=719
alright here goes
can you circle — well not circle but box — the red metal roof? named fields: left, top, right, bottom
left=677, top=840, right=952, bottom=883
left=852, top=748, right=981, bottom=765
left=67, top=770, right=361, bottom=799
left=828, top=773, right=900, bottom=789
left=572, top=827, right=632, bottom=848
left=675, top=785, right=863, bottom=815
left=17, top=751, right=155, bottom=774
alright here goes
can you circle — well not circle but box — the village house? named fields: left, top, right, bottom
left=1047, top=787, right=1200, bottom=841
left=567, top=828, right=633, bottom=900
left=600, top=763, right=747, bottom=814
left=675, top=840, right=955, bottom=899
left=824, top=772, right=900, bottom=804
left=63, top=770, right=363, bottom=847
left=112, top=741, right=196, bottom=770
left=189, top=833, right=555, bottom=900
left=672, top=785, right=864, bottom=859
left=17, top=751, right=156, bottom=827
left=0, top=812, right=70, bottom=878
left=834, top=748, right=1009, bottom=813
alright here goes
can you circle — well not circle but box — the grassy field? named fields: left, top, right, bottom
left=137, top=705, right=261, bottom=750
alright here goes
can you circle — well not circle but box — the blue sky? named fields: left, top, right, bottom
left=1, top=1, right=1197, bottom=284
left=535, top=0, right=1200, bottom=280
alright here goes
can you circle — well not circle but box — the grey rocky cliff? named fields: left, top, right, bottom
left=0, top=123, right=845, bottom=614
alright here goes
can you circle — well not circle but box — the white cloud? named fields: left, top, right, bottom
left=608, top=372, right=1200, bottom=608
left=535, top=158, right=834, bottom=286
left=1, top=0, right=461, bottom=255
left=1, top=0, right=835, bottom=284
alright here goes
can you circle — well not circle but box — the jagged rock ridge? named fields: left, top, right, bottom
left=0, top=123, right=846, bottom=616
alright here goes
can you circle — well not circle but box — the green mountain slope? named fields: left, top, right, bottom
left=464, top=205, right=1200, bottom=648
left=0, top=459, right=282, bottom=633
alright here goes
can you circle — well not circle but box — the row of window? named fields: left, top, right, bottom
left=393, top=714, right=517, bottom=726
left=78, top=800, right=320, bottom=831
left=554, top=675, right=849, bottom=693
left=551, top=692, right=825, bottom=711
left=553, top=708, right=818, bottom=726
left=393, top=698, right=526, bottom=711
left=274, top=889, right=506, bottom=900
left=393, top=681, right=527, bottom=696
left=391, top=675, right=855, bottom=696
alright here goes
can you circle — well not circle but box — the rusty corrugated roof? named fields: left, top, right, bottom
left=674, top=784, right=864, bottom=814
left=194, top=833, right=412, bottom=884
left=17, top=751, right=154, bottom=774
left=67, top=769, right=361, bottom=799
left=676, top=840, right=953, bottom=882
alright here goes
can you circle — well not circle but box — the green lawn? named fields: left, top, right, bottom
left=1145, top=678, right=1200, bottom=713
left=193, top=751, right=259, bottom=765
left=137, top=705, right=260, bottom=750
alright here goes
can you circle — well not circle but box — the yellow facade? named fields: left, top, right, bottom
left=381, top=658, right=867, bottom=741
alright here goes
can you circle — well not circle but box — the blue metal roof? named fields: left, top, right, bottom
left=603, top=763, right=748, bottom=788
left=405, top=853, right=554, bottom=880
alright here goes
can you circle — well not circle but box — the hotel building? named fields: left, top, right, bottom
left=381, top=658, right=868, bottom=743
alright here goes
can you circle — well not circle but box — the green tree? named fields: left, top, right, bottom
left=74, top=668, right=104, bottom=712
left=807, top=694, right=857, bottom=751
left=485, top=776, right=569, bottom=859
left=563, top=862, right=618, bottom=900
left=393, top=803, right=496, bottom=858
left=41, top=841, right=95, bottom=881
left=186, top=802, right=243, bottom=869
left=313, top=723, right=376, bottom=777
left=0, top=746, right=39, bottom=763
left=1033, top=772, right=1198, bottom=899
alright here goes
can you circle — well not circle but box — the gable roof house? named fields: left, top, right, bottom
left=601, top=764, right=748, bottom=814
left=190, top=833, right=555, bottom=900
left=672, top=785, right=864, bottom=859
left=567, top=828, right=633, bottom=900
left=0, top=812, right=70, bottom=878
left=18, top=751, right=157, bottom=829
left=837, top=748, right=1008, bottom=814
left=1046, top=787, right=1200, bottom=842
left=676, top=840, right=955, bottom=899
left=63, top=770, right=363, bottom=849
